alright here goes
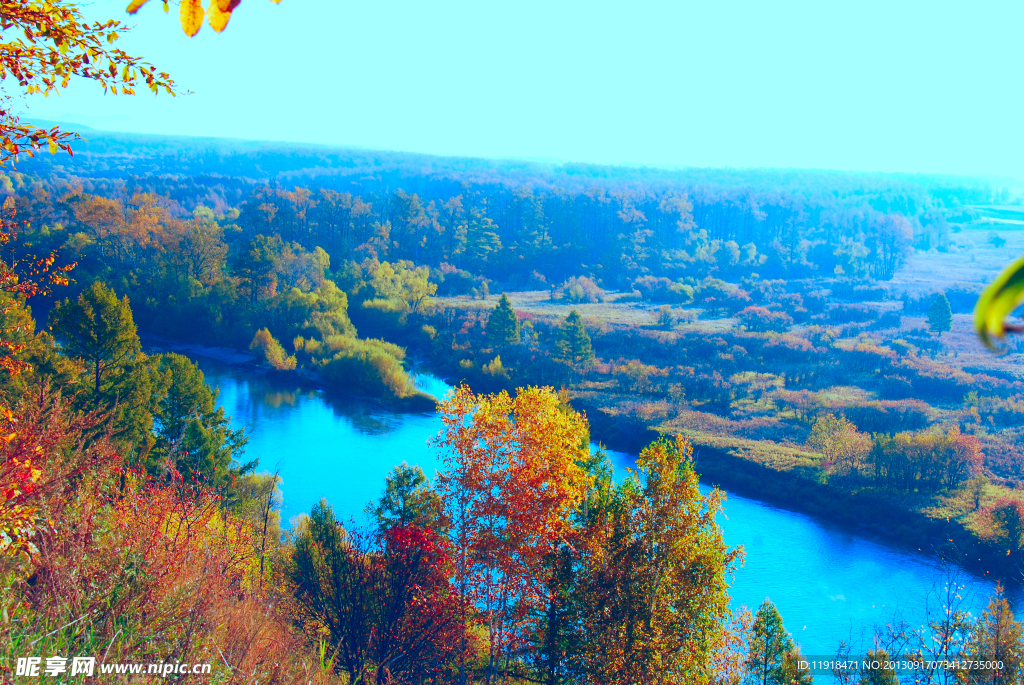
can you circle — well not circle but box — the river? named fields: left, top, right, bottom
left=191, top=355, right=1018, bottom=657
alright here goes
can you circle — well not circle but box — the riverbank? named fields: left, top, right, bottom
left=577, top=397, right=1020, bottom=584
left=144, top=333, right=1019, bottom=583
left=141, top=334, right=437, bottom=412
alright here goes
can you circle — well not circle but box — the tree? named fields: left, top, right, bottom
left=962, top=585, right=1024, bottom=684
left=968, top=474, right=990, bottom=511
left=745, top=599, right=795, bottom=685
left=807, top=413, right=869, bottom=476
left=50, top=283, right=167, bottom=450
left=367, top=259, right=437, bottom=314
left=555, top=310, right=594, bottom=368
left=50, top=281, right=141, bottom=400
left=287, top=500, right=374, bottom=681
left=567, top=435, right=741, bottom=683
left=0, top=199, right=75, bottom=378
left=989, top=498, right=1024, bottom=553
left=1, top=0, right=174, bottom=165
left=148, top=352, right=250, bottom=487
left=434, top=385, right=592, bottom=684
left=249, top=328, right=296, bottom=371
left=289, top=499, right=463, bottom=684
left=486, top=293, right=520, bottom=352
left=928, top=292, right=953, bottom=335
left=369, top=462, right=442, bottom=534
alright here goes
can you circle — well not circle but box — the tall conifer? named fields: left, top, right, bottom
left=486, top=293, right=520, bottom=351
left=746, top=599, right=795, bottom=685
left=928, top=292, right=953, bottom=334
left=556, top=310, right=594, bottom=367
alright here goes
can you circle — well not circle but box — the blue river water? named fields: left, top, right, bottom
left=192, top=356, right=1019, bottom=657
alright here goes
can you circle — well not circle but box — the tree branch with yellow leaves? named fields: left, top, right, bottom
left=0, top=0, right=176, bottom=164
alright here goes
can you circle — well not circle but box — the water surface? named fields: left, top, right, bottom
left=194, top=356, right=1017, bottom=656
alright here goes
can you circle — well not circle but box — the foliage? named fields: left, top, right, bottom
left=975, top=252, right=1024, bottom=349
left=250, top=327, right=297, bottom=371
left=1, top=0, right=174, bottom=164
left=552, top=276, right=604, bottom=303
left=148, top=352, right=251, bottom=488
left=287, top=500, right=464, bottom=684
left=737, top=306, right=793, bottom=334
left=927, top=292, right=952, bottom=335
left=50, top=281, right=141, bottom=398
left=434, top=385, right=591, bottom=682
left=960, top=585, right=1024, bottom=681
left=555, top=310, right=594, bottom=368
left=566, top=435, right=742, bottom=683
left=486, top=293, right=520, bottom=351
left=128, top=0, right=283, bottom=37
left=368, top=461, right=443, bottom=534
left=806, top=413, right=870, bottom=476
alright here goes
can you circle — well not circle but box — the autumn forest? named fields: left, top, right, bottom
left=7, top=1, right=1024, bottom=683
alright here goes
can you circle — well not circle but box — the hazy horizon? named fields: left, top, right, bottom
left=16, top=0, right=1024, bottom=182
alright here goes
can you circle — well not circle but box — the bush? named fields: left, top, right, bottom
left=736, top=306, right=793, bottom=333
left=552, top=276, right=605, bottom=303
left=302, top=335, right=417, bottom=399
left=249, top=328, right=297, bottom=371
left=633, top=276, right=694, bottom=304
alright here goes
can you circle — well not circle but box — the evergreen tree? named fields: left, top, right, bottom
left=51, top=281, right=162, bottom=449
left=486, top=293, right=520, bottom=351
left=149, top=352, right=251, bottom=487
left=928, top=292, right=953, bottom=334
left=51, top=281, right=141, bottom=401
left=369, top=461, right=442, bottom=533
left=964, top=585, right=1024, bottom=682
left=555, top=310, right=594, bottom=367
left=746, top=599, right=795, bottom=685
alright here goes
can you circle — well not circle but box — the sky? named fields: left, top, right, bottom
left=15, top=0, right=1024, bottom=179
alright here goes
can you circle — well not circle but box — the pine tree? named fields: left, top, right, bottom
left=555, top=310, right=594, bottom=367
left=51, top=281, right=141, bottom=400
left=486, top=293, right=520, bottom=351
left=928, top=292, right=953, bottom=335
left=746, top=599, right=795, bottom=685
left=964, top=585, right=1024, bottom=680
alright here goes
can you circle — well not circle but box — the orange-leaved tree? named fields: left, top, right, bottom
left=434, top=384, right=592, bottom=684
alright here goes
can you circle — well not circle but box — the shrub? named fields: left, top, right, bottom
left=250, top=328, right=297, bottom=371
left=316, top=336, right=417, bottom=399
left=552, top=276, right=605, bottom=303
left=737, top=306, right=793, bottom=333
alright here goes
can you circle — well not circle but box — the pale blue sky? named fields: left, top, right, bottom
left=17, top=0, right=1024, bottom=178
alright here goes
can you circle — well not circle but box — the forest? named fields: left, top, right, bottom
left=3, top=128, right=1024, bottom=681
left=9, top=0, right=1024, bottom=680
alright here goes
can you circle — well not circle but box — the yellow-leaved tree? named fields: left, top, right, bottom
left=570, top=435, right=744, bottom=683
left=434, top=384, right=592, bottom=683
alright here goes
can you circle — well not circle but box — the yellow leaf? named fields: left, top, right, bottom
left=214, top=0, right=241, bottom=10
left=975, top=252, right=1024, bottom=349
left=208, top=4, right=232, bottom=32
left=48, top=140, right=58, bottom=155
left=179, top=0, right=205, bottom=37
left=126, top=0, right=151, bottom=13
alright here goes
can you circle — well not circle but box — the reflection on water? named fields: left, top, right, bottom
left=190, top=355, right=1019, bottom=656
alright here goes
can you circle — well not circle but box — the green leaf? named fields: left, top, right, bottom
left=975, top=252, right=1024, bottom=349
